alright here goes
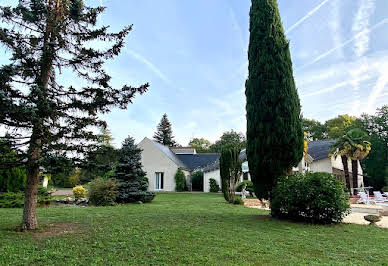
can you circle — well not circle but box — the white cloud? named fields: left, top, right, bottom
left=296, top=18, right=388, bottom=71
left=286, top=0, right=331, bottom=34
left=352, top=0, right=375, bottom=57
left=367, top=63, right=388, bottom=114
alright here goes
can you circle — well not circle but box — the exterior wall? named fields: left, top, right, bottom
left=203, top=169, right=250, bottom=192
left=310, top=158, right=333, bottom=173
left=331, top=156, right=364, bottom=186
left=138, top=138, right=179, bottom=192
left=204, top=169, right=221, bottom=192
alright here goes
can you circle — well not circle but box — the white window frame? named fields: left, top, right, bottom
left=155, top=172, right=164, bottom=190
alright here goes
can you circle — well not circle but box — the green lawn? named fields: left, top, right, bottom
left=0, top=193, right=387, bottom=265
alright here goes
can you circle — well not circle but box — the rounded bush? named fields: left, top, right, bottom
left=381, top=186, right=388, bottom=193
left=88, top=178, right=117, bottom=206
left=270, top=172, right=350, bottom=224
left=209, top=178, right=220, bottom=192
left=73, top=185, right=87, bottom=200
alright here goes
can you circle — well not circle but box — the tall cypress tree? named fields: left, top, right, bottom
left=112, top=136, right=155, bottom=203
left=245, top=0, right=303, bottom=200
left=153, top=114, right=177, bottom=146
left=0, top=1, right=148, bottom=230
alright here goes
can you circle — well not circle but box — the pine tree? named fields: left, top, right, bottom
left=153, top=114, right=177, bottom=146
left=0, top=1, right=148, bottom=230
left=245, top=0, right=304, bottom=200
left=112, top=136, right=155, bottom=203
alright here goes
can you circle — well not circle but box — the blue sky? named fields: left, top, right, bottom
left=1, top=0, right=388, bottom=147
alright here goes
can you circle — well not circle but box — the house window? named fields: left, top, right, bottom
left=155, top=172, right=164, bottom=190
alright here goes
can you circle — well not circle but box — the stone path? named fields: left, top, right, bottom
left=244, top=199, right=388, bottom=229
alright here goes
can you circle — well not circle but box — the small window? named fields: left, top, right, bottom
left=155, top=172, right=164, bottom=190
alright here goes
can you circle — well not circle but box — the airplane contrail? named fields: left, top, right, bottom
left=286, top=0, right=331, bottom=34
left=296, top=18, right=388, bottom=72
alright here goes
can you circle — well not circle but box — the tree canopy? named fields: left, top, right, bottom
left=188, top=138, right=211, bottom=153
left=0, top=0, right=147, bottom=230
left=245, top=0, right=304, bottom=200
left=209, top=130, right=246, bottom=153
left=153, top=114, right=177, bottom=147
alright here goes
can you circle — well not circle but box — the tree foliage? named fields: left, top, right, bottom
left=112, top=136, right=155, bottom=203
left=209, top=130, right=246, bottom=153
left=153, top=114, right=177, bottom=147
left=360, top=106, right=388, bottom=190
left=325, top=115, right=360, bottom=139
left=79, top=127, right=118, bottom=184
left=302, top=118, right=328, bottom=141
left=0, top=0, right=147, bottom=230
left=189, top=138, right=211, bottom=153
left=245, top=0, right=304, bottom=200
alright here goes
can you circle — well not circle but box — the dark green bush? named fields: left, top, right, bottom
left=175, top=168, right=186, bottom=192
left=270, top=172, right=350, bottom=224
left=382, top=186, right=388, bottom=192
left=0, top=186, right=52, bottom=208
left=209, top=178, right=220, bottom=192
left=236, top=180, right=254, bottom=196
left=0, top=167, right=26, bottom=192
left=233, top=197, right=244, bottom=205
left=191, top=171, right=203, bottom=191
left=88, top=178, right=117, bottom=206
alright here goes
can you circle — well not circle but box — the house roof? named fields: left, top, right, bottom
left=202, top=149, right=247, bottom=173
left=307, top=140, right=336, bottom=161
left=150, top=140, right=187, bottom=169
left=147, top=138, right=220, bottom=171
left=176, top=153, right=220, bottom=171
left=203, top=141, right=337, bottom=173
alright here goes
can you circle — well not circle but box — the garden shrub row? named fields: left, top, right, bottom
left=0, top=186, right=52, bottom=208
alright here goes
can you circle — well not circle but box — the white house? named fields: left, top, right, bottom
left=138, top=138, right=364, bottom=193
left=203, top=140, right=364, bottom=192
left=138, top=137, right=219, bottom=192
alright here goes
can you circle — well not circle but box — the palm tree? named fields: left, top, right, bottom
left=344, top=129, right=371, bottom=192
left=331, top=129, right=371, bottom=194
left=330, top=139, right=351, bottom=192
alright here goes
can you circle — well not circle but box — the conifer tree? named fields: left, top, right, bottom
left=0, top=1, right=148, bottom=230
left=245, top=0, right=304, bottom=200
left=219, top=147, right=242, bottom=203
left=153, top=114, right=177, bottom=146
left=112, top=136, right=155, bottom=203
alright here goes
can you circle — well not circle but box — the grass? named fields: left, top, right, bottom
left=0, top=193, right=387, bottom=265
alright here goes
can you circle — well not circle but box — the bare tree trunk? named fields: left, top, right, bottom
left=351, top=160, right=359, bottom=195
left=341, top=155, right=351, bottom=193
left=22, top=135, right=42, bottom=230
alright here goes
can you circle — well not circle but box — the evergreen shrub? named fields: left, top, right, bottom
left=270, top=172, right=350, bottom=224
left=175, top=168, right=186, bottom=192
left=88, top=178, right=117, bottom=206
left=209, top=178, right=220, bottom=192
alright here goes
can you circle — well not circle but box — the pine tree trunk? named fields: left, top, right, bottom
left=22, top=135, right=42, bottom=230
left=351, top=160, right=359, bottom=195
left=341, top=155, right=351, bottom=193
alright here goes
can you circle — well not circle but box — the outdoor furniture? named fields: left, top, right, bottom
left=373, top=191, right=388, bottom=202
left=357, top=192, right=376, bottom=204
